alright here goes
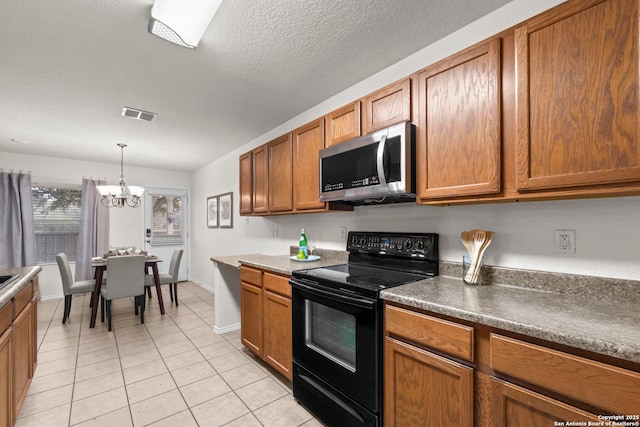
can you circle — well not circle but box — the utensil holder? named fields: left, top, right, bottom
left=463, top=255, right=485, bottom=285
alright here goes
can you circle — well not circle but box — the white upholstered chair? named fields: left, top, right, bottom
left=145, top=249, right=184, bottom=306
left=56, top=252, right=96, bottom=324
left=100, top=255, right=145, bottom=331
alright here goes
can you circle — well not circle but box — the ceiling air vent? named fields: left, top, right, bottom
left=121, top=107, right=157, bottom=122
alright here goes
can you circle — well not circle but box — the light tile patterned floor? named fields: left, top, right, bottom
left=17, top=282, right=323, bottom=427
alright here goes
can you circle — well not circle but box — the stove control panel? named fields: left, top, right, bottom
left=347, top=231, right=438, bottom=260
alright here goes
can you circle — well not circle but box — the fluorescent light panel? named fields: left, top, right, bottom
left=149, top=0, right=223, bottom=48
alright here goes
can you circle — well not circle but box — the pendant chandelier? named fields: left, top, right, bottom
left=96, top=144, right=144, bottom=208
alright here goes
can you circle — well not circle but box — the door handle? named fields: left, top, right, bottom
left=376, top=134, right=387, bottom=186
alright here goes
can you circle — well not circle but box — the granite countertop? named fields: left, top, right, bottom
left=382, top=272, right=640, bottom=365
left=211, top=248, right=348, bottom=276
left=0, top=266, right=42, bottom=310
left=211, top=251, right=640, bottom=365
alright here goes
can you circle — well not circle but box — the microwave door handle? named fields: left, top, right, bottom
left=376, top=134, right=388, bottom=186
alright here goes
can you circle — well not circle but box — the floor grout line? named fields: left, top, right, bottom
left=18, top=282, right=321, bottom=427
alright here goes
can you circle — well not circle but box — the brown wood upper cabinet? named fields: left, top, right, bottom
left=362, top=78, right=411, bottom=135
left=239, top=152, right=253, bottom=215
left=268, top=134, right=293, bottom=212
left=293, top=118, right=325, bottom=211
left=515, top=0, right=640, bottom=192
left=416, top=37, right=502, bottom=201
left=325, top=101, right=361, bottom=147
left=252, top=144, right=269, bottom=214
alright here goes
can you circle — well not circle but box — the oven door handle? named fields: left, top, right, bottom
left=291, top=281, right=377, bottom=309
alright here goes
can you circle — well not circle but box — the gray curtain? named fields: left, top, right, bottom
left=75, top=178, right=109, bottom=281
left=0, top=172, right=36, bottom=268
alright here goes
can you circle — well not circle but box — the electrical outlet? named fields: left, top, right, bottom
left=272, top=226, right=279, bottom=238
left=555, top=229, right=575, bottom=254
left=339, top=226, right=347, bottom=241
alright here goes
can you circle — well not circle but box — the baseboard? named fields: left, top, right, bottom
left=214, top=323, right=240, bottom=335
left=189, top=279, right=214, bottom=294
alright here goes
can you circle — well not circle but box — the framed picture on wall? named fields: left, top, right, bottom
left=207, top=196, right=218, bottom=228
left=219, top=192, right=233, bottom=228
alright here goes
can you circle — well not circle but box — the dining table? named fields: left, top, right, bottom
left=89, top=255, right=165, bottom=328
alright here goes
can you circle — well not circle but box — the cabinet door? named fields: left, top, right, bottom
left=325, top=101, right=361, bottom=147
left=293, top=118, right=325, bottom=211
left=239, top=152, right=253, bottom=215
left=384, top=337, right=473, bottom=427
left=31, top=280, right=38, bottom=374
left=12, top=302, right=32, bottom=417
left=362, top=78, right=411, bottom=134
left=515, top=0, right=640, bottom=191
left=0, top=328, right=12, bottom=427
left=416, top=38, right=501, bottom=200
left=492, top=378, right=600, bottom=427
left=263, top=290, right=292, bottom=381
left=252, top=144, right=269, bottom=214
left=268, top=134, right=293, bottom=212
left=240, top=282, right=263, bottom=357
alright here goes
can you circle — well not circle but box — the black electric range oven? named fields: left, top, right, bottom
left=290, top=231, right=438, bottom=427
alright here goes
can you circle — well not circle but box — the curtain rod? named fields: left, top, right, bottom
left=0, top=168, right=32, bottom=174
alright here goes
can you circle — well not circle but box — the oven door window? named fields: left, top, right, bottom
left=305, top=301, right=356, bottom=372
left=291, top=281, right=379, bottom=412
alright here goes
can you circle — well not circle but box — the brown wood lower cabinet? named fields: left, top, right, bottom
left=12, top=302, right=32, bottom=417
left=240, top=281, right=263, bottom=357
left=0, top=276, right=38, bottom=426
left=384, top=302, right=640, bottom=427
left=492, top=378, right=600, bottom=427
left=240, top=266, right=292, bottom=381
left=0, top=326, right=12, bottom=427
left=263, top=286, right=292, bottom=379
left=31, top=286, right=38, bottom=376
left=384, top=336, right=473, bottom=426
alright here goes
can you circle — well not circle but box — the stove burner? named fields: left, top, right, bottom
left=292, top=231, right=438, bottom=298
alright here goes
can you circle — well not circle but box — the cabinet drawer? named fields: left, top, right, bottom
left=263, top=272, right=291, bottom=298
left=0, top=303, right=11, bottom=335
left=385, top=305, right=473, bottom=362
left=490, top=334, right=640, bottom=415
left=13, top=282, right=32, bottom=318
left=492, top=377, right=600, bottom=425
left=240, top=266, right=262, bottom=287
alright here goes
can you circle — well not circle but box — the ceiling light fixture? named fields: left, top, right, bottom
left=96, top=144, right=144, bottom=208
left=148, top=0, right=223, bottom=49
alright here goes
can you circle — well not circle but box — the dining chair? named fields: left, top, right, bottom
left=55, top=253, right=96, bottom=324
left=100, top=255, right=145, bottom=331
left=145, top=249, right=184, bottom=306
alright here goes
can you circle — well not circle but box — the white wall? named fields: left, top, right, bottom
left=1, top=151, right=191, bottom=299
left=6, top=0, right=639, bottom=302
left=190, top=0, right=640, bottom=285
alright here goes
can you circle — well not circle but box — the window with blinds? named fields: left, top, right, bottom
left=32, top=186, right=82, bottom=264
left=149, top=194, right=184, bottom=246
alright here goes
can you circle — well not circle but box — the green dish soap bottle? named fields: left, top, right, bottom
left=299, top=228, right=308, bottom=258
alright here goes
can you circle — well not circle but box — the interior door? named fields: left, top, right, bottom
left=144, top=188, right=188, bottom=281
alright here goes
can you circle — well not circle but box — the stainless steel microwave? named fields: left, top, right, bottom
left=319, top=121, right=415, bottom=204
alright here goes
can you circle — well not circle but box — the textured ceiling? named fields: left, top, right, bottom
left=0, top=0, right=512, bottom=171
